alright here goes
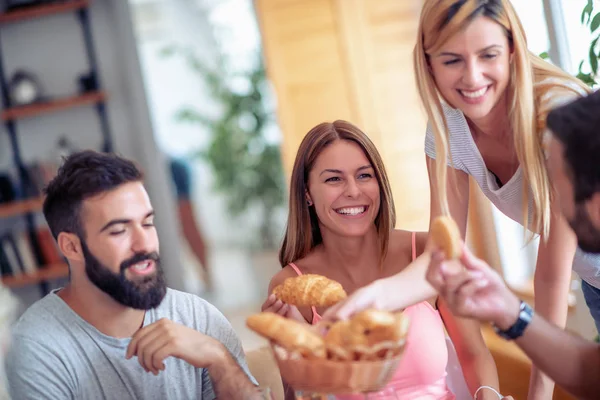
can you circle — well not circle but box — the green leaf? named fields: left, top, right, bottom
left=539, top=51, right=550, bottom=60
left=577, top=71, right=597, bottom=87
left=591, top=36, right=600, bottom=60
left=590, top=46, right=598, bottom=74
left=591, top=13, right=600, bottom=32
left=583, top=1, right=594, bottom=24
left=165, top=47, right=285, bottom=248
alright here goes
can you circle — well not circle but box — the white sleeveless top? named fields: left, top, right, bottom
left=424, top=100, right=600, bottom=288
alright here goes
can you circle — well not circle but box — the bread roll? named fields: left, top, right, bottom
left=430, top=216, right=462, bottom=259
left=272, top=274, right=347, bottom=307
left=246, top=312, right=326, bottom=359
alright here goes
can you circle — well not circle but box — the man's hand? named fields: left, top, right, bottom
left=126, top=318, right=225, bottom=375
left=426, top=245, right=521, bottom=330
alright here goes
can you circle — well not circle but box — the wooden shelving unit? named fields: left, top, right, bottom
left=2, top=90, right=106, bottom=121
left=1, top=262, right=68, bottom=288
left=0, top=197, right=43, bottom=218
left=0, top=1, right=88, bottom=25
left=0, top=0, right=111, bottom=296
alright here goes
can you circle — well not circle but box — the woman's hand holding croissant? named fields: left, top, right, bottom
left=261, top=294, right=307, bottom=324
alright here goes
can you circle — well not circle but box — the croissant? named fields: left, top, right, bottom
left=246, top=312, right=326, bottom=359
left=272, top=274, right=347, bottom=307
left=430, top=216, right=462, bottom=259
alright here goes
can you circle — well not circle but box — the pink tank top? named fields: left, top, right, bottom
left=287, top=232, right=455, bottom=399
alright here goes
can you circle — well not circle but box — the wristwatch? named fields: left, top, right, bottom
left=494, top=300, right=534, bottom=340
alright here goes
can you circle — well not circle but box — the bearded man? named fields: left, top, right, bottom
left=6, top=150, right=260, bottom=400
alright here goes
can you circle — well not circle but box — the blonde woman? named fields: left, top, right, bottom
left=323, top=1, right=593, bottom=399
left=263, top=120, right=502, bottom=400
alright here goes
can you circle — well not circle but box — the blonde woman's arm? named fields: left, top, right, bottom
left=528, top=204, right=578, bottom=400
left=439, top=298, right=501, bottom=399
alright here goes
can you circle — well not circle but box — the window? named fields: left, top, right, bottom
left=559, top=0, right=596, bottom=75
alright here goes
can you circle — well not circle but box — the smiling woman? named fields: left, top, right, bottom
left=261, top=120, right=500, bottom=400
left=411, top=1, right=592, bottom=398
left=279, top=120, right=394, bottom=270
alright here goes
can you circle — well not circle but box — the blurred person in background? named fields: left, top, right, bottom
left=169, top=157, right=212, bottom=291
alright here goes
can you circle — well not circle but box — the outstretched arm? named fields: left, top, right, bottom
left=439, top=298, right=500, bottom=399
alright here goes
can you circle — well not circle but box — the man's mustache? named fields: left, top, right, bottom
left=120, top=252, right=160, bottom=272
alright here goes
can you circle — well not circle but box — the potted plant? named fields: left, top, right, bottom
left=162, top=46, right=286, bottom=251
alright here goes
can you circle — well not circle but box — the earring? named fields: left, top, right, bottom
left=307, top=200, right=312, bottom=206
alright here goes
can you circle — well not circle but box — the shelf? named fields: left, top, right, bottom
left=1, top=262, right=68, bottom=288
left=0, top=1, right=89, bottom=25
left=0, top=197, right=43, bottom=218
left=2, top=90, right=106, bottom=121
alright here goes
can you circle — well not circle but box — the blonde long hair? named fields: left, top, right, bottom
left=414, top=0, right=590, bottom=237
left=279, top=120, right=396, bottom=267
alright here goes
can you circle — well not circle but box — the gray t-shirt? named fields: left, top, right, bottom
left=6, top=288, right=257, bottom=399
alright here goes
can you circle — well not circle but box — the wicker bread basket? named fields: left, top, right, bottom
left=271, top=340, right=406, bottom=394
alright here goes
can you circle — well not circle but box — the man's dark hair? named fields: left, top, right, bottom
left=43, top=150, right=143, bottom=239
left=547, top=89, right=600, bottom=203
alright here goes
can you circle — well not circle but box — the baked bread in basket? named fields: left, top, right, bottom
left=246, top=309, right=409, bottom=394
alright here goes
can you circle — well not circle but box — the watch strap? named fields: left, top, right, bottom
left=494, top=300, right=533, bottom=340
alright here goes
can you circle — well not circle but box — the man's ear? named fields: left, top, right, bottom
left=57, top=232, right=84, bottom=264
left=585, top=192, right=600, bottom=232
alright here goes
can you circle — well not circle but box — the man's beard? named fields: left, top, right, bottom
left=81, top=240, right=167, bottom=310
left=568, top=203, right=600, bottom=254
